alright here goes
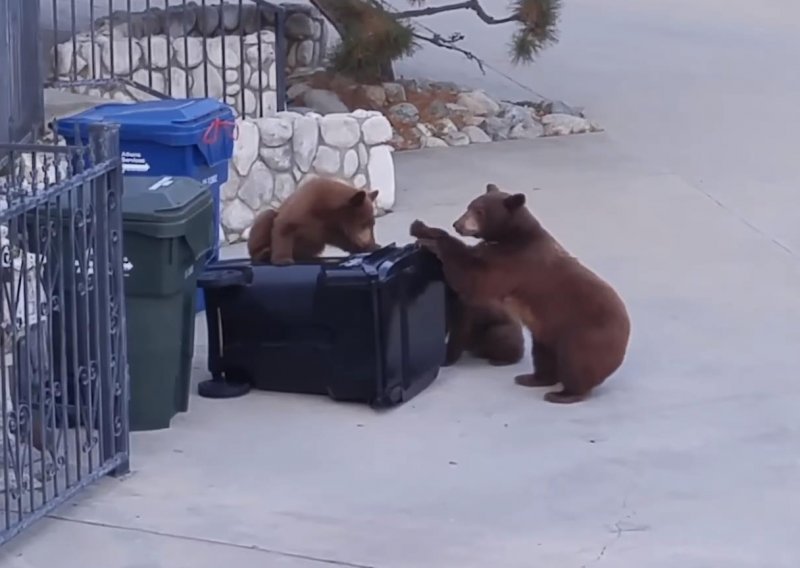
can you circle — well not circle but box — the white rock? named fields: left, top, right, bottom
left=232, top=119, right=260, bottom=176
left=167, top=67, right=190, bottom=99
left=101, top=39, right=142, bottom=75
left=261, top=91, right=278, bottom=115
left=225, top=82, right=241, bottom=97
left=207, top=36, right=241, bottom=69
left=351, top=109, right=382, bottom=120
left=361, top=116, right=393, bottom=145
left=245, top=43, right=275, bottom=66
left=367, top=145, right=395, bottom=211
left=456, top=90, right=501, bottom=116
left=255, top=117, right=293, bottom=147
left=55, top=42, right=88, bottom=76
left=267, top=61, right=277, bottom=89
left=433, top=118, right=458, bottom=136
left=423, top=136, right=448, bottom=148
left=445, top=132, right=470, bottom=147
left=222, top=199, right=254, bottom=233
left=313, top=146, right=341, bottom=175
left=143, top=36, right=169, bottom=69
left=343, top=149, right=359, bottom=178
left=242, top=226, right=252, bottom=241
left=416, top=123, right=434, bottom=138
left=245, top=29, right=276, bottom=45
left=259, top=144, right=293, bottom=170
left=287, top=83, right=310, bottom=103
left=462, top=125, right=492, bottom=144
left=319, top=114, right=361, bottom=148
left=132, top=69, right=165, bottom=93
left=225, top=68, right=239, bottom=83
left=510, top=122, right=544, bottom=139
left=221, top=165, right=241, bottom=201
left=238, top=161, right=273, bottom=210
left=540, top=113, right=600, bottom=136
left=78, top=39, right=105, bottom=75
left=248, top=70, right=269, bottom=90
left=226, top=232, right=240, bottom=244
left=273, top=173, right=296, bottom=203
left=293, top=115, right=320, bottom=172
left=218, top=224, right=226, bottom=246
left=277, top=111, right=303, bottom=122
left=353, top=174, right=367, bottom=189
left=357, top=144, right=368, bottom=168
left=172, top=37, right=203, bottom=68
left=191, top=65, right=224, bottom=99
left=243, top=89, right=257, bottom=116
left=296, top=40, right=314, bottom=66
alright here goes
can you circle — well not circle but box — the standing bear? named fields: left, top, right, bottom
left=410, top=184, right=630, bottom=403
left=248, top=177, right=381, bottom=265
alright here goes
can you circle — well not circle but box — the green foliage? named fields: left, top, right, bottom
left=318, top=0, right=418, bottom=83
left=508, top=0, right=562, bottom=64
left=314, top=0, right=561, bottom=82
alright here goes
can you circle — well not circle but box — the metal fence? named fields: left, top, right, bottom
left=0, top=124, right=130, bottom=545
left=0, top=0, right=45, bottom=145
left=44, top=0, right=288, bottom=116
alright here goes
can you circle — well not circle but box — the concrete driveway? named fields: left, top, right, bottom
left=2, top=134, right=799, bottom=567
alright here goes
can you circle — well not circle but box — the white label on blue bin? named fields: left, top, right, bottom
left=123, top=257, right=133, bottom=276
left=148, top=177, right=174, bottom=191
left=202, top=174, right=218, bottom=186
left=122, top=151, right=151, bottom=173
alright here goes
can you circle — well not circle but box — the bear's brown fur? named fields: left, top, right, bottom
left=247, top=177, right=380, bottom=265
left=444, top=287, right=524, bottom=367
left=411, top=184, right=630, bottom=404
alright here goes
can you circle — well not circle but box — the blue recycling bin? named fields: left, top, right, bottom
left=57, top=98, right=236, bottom=312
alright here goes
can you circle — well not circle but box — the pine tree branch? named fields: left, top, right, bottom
left=395, top=0, right=519, bottom=25
left=411, top=31, right=486, bottom=74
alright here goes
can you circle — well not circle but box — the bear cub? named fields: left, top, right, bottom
left=248, top=177, right=380, bottom=264
left=444, top=287, right=524, bottom=367
left=411, top=184, right=630, bottom=404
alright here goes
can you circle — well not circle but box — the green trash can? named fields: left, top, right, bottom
left=122, top=175, right=214, bottom=431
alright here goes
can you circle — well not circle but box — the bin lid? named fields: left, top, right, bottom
left=123, top=175, right=212, bottom=236
left=55, top=98, right=236, bottom=164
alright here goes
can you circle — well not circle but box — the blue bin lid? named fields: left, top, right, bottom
left=56, top=98, right=236, bottom=158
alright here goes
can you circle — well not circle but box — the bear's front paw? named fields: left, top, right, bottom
left=409, top=219, right=432, bottom=239
left=271, top=256, right=295, bottom=266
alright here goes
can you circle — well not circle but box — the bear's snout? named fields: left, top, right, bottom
left=454, top=211, right=480, bottom=237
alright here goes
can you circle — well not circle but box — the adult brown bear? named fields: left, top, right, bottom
left=411, top=184, right=630, bottom=403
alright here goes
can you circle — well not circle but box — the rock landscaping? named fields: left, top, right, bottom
left=287, top=71, right=602, bottom=151
left=49, top=3, right=327, bottom=118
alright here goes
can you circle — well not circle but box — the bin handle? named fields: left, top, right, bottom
left=202, top=118, right=238, bottom=144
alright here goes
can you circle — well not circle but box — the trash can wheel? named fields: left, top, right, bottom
left=197, top=375, right=251, bottom=399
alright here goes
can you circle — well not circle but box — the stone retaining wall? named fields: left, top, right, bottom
left=220, top=110, right=396, bottom=244
left=50, top=3, right=327, bottom=118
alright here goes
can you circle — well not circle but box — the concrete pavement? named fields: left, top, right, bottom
left=2, top=134, right=799, bottom=567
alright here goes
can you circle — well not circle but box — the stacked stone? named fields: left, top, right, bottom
left=220, top=110, right=395, bottom=244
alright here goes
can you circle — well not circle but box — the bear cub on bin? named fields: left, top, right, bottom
left=248, top=177, right=380, bottom=264
left=411, top=184, right=630, bottom=403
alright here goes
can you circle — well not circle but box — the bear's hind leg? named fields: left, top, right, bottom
left=515, top=342, right=558, bottom=387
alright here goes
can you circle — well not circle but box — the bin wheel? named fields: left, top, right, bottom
left=197, top=377, right=251, bottom=399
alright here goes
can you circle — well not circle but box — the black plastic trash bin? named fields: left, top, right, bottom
left=122, top=175, right=214, bottom=431
left=197, top=245, right=447, bottom=407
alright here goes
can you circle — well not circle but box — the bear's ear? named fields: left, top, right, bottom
left=348, top=190, right=368, bottom=207
left=503, top=193, right=526, bottom=210
left=367, top=190, right=379, bottom=202
left=486, top=183, right=499, bottom=193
